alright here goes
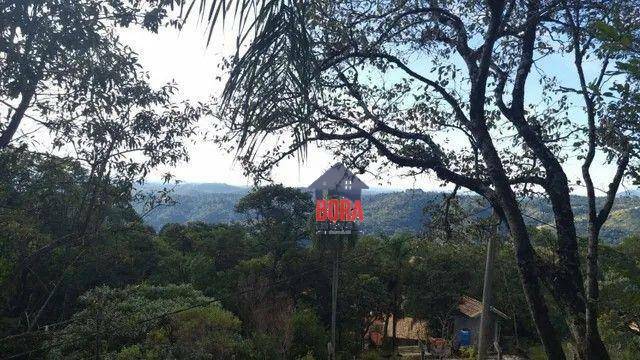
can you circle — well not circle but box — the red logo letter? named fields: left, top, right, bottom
left=339, top=199, right=351, bottom=221
left=352, top=200, right=364, bottom=222
left=327, top=199, right=339, bottom=222
left=315, top=200, right=327, bottom=221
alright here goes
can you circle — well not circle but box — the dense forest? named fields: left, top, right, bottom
left=2, top=150, right=640, bottom=359
left=3, top=0, right=640, bottom=359
left=138, top=183, right=640, bottom=244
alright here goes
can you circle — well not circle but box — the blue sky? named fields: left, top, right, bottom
left=113, top=21, right=635, bottom=195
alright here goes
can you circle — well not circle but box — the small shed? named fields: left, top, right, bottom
left=365, top=315, right=429, bottom=347
left=386, top=315, right=429, bottom=343
left=452, top=295, right=509, bottom=349
left=307, top=163, right=368, bottom=201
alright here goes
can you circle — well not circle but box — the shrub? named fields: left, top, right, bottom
left=47, top=284, right=246, bottom=359
left=289, top=306, right=329, bottom=359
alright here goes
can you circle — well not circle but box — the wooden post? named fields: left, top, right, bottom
left=493, top=321, right=502, bottom=360
left=478, top=226, right=499, bottom=359
left=392, top=292, right=398, bottom=359
left=330, top=237, right=339, bottom=360
left=95, top=305, right=102, bottom=360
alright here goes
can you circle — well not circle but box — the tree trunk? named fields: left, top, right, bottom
left=392, top=304, right=397, bottom=358
left=585, top=225, right=610, bottom=360
left=0, top=88, right=36, bottom=148
left=330, top=243, right=339, bottom=360
left=472, top=120, right=567, bottom=360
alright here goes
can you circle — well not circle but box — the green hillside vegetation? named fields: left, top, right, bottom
left=3, top=0, right=640, bottom=358
left=138, top=185, right=640, bottom=244
left=2, top=150, right=640, bottom=359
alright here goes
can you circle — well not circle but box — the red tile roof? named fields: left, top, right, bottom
left=458, top=295, right=484, bottom=318
left=458, top=295, right=509, bottom=320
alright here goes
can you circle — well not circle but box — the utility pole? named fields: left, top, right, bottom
left=306, top=164, right=368, bottom=360
left=478, top=217, right=500, bottom=360
left=95, top=305, right=102, bottom=360
left=330, top=236, right=339, bottom=360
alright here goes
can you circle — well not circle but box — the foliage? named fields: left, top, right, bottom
left=593, top=14, right=640, bottom=80
left=236, top=184, right=313, bottom=275
left=0, top=149, right=158, bottom=339
left=150, top=222, right=252, bottom=302
left=0, top=0, right=178, bottom=146
left=2, top=143, right=640, bottom=359
left=598, top=311, right=640, bottom=360
left=47, top=284, right=248, bottom=359
left=458, top=346, right=477, bottom=359
left=599, top=243, right=640, bottom=353
left=204, top=0, right=640, bottom=357
left=618, top=235, right=640, bottom=264
left=2, top=165, right=640, bottom=358
left=289, top=306, right=329, bottom=360
left=406, top=241, right=483, bottom=336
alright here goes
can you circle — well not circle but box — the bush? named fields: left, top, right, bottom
left=599, top=311, right=640, bottom=360
left=289, top=306, right=329, bottom=359
left=47, top=284, right=247, bottom=359
left=458, top=346, right=477, bottom=359
left=360, top=350, right=384, bottom=360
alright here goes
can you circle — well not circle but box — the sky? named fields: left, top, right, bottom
left=83, top=19, right=637, bottom=194
left=117, top=22, right=443, bottom=190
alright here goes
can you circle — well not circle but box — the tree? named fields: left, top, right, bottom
left=0, top=81, right=203, bottom=343
left=0, top=148, right=161, bottom=336
left=289, top=305, right=330, bottom=359
left=0, top=0, right=208, bottom=336
left=618, top=235, right=640, bottom=264
left=47, top=284, right=248, bottom=359
left=0, top=73, right=204, bottom=336
left=199, top=0, right=640, bottom=358
left=236, top=185, right=313, bottom=289
left=559, top=3, right=640, bottom=356
left=0, top=0, right=178, bottom=148
left=379, top=234, right=411, bottom=354
left=407, top=241, right=483, bottom=338
left=597, top=243, right=640, bottom=359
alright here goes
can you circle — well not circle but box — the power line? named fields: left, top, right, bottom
left=4, top=204, right=497, bottom=346
left=2, top=205, right=495, bottom=359
left=3, top=242, right=383, bottom=359
left=521, top=212, right=557, bottom=229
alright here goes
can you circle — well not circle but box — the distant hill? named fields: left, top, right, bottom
left=135, top=183, right=640, bottom=244
left=135, top=185, right=440, bottom=234
left=141, top=182, right=249, bottom=194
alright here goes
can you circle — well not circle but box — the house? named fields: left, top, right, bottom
left=365, top=315, right=428, bottom=347
left=452, top=295, right=509, bottom=350
left=307, top=163, right=368, bottom=201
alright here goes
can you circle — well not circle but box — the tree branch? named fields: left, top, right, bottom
left=596, top=150, right=630, bottom=230
left=325, top=51, right=470, bottom=125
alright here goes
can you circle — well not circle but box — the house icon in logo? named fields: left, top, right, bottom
left=307, top=163, right=369, bottom=202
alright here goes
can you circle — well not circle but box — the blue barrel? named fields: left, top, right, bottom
left=459, top=329, right=471, bottom=346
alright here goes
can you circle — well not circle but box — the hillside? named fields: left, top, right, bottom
left=136, top=183, right=640, bottom=244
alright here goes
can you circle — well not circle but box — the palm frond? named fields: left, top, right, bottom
left=182, top=0, right=315, bottom=161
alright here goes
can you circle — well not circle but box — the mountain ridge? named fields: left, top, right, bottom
left=135, top=183, right=640, bottom=244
